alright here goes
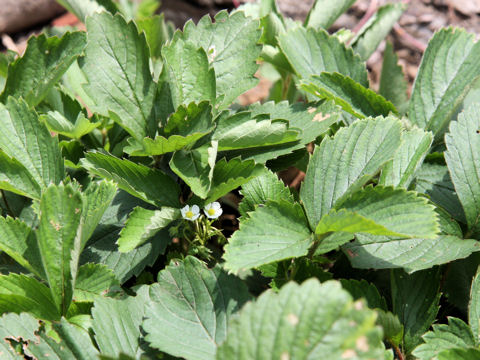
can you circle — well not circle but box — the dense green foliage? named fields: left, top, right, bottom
left=0, top=0, right=479, bottom=359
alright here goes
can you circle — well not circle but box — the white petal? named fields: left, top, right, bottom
left=191, top=205, right=200, bottom=214
left=212, top=202, right=221, bottom=210
left=191, top=213, right=200, bottom=221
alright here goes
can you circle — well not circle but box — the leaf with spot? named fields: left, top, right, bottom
left=36, top=183, right=83, bottom=316
left=73, top=263, right=119, bottom=301
left=143, top=257, right=252, bottom=360
left=216, top=279, right=388, bottom=359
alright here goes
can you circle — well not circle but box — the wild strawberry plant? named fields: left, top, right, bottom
left=0, top=0, right=479, bottom=359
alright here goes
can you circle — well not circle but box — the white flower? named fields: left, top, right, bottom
left=204, top=202, right=223, bottom=219
left=181, top=205, right=200, bottom=221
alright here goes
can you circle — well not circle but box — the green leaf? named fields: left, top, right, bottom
left=340, top=279, right=387, bottom=310
left=412, top=317, right=476, bottom=360
left=315, top=186, right=438, bottom=253
left=37, top=183, right=83, bottom=316
left=40, top=111, right=100, bottom=140
left=0, top=216, right=44, bottom=278
left=81, top=191, right=170, bottom=283
left=278, top=27, right=368, bottom=86
left=379, top=41, right=408, bottom=113
left=0, top=97, right=64, bottom=189
left=223, top=200, right=313, bottom=272
left=445, top=104, right=480, bottom=231
left=414, top=163, right=466, bottom=223
left=161, top=38, right=215, bottom=111
left=379, top=127, right=433, bottom=188
left=304, top=0, right=356, bottom=29
left=376, top=310, right=404, bottom=347
left=137, top=14, right=169, bottom=59
left=74, top=263, right=119, bottom=301
left=117, top=207, right=179, bottom=252
left=1, top=32, right=86, bottom=106
left=300, top=72, right=398, bottom=118
left=392, top=268, right=441, bottom=353
left=0, top=273, right=59, bottom=320
left=26, top=318, right=100, bottom=360
left=80, top=180, right=117, bottom=250
left=238, top=169, right=293, bottom=217
left=80, top=12, right=157, bottom=139
left=81, top=151, right=180, bottom=208
left=0, top=151, right=42, bottom=199
left=143, top=257, right=252, bottom=360
left=212, top=112, right=299, bottom=150
left=216, top=279, right=387, bottom=359
left=351, top=3, right=405, bottom=60
left=300, top=116, right=402, bottom=229
left=125, top=101, right=214, bottom=156
left=181, top=11, right=261, bottom=108
left=229, top=100, right=341, bottom=163
left=206, top=157, right=266, bottom=204
left=470, top=265, right=480, bottom=345
left=170, top=142, right=217, bottom=199
left=345, top=233, right=480, bottom=274
left=408, top=28, right=480, bottom=137
left=92, top=286, right=151, bottom=358
left=55, top=0, right=118, bottom=22
left=438, top=348, right=480, bottom=360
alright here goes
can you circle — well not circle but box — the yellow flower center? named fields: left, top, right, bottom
left=186, top=211, right=194, bottom=218
left=208, top=208, right=216, bottom=216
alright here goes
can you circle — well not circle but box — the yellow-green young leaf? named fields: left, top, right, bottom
left=305, top=0, right=356, bottom=29
left=279, top=27, right=368, bottom=86
left=136, top=14, right=170, bottom=59
left=181, top=11, right=261, bottom=108
left=392, top=269, right=441, bottom=353
left=212, top=112, right=299, bottom=150
left=409, top=28, right=480, bottom=137
left=379, top=127, right=433, bottom=188
left=81, top=151, right=180, bottom=208
left=143, top=257, right=252, bottom=360
left=0, top=273, right=59, bottom=320
left=445, top=104, right=480, bottom=232
left=470, top=266, right=480, bottom=345
left=0, top=97, right=64, bottom=190
left=160, top=38, right=216, bottom=111
left=92, top=286, right=151, bottom=358
left=223, top=200, right=313, bottom=272
left=216, top=279, right=387, bottom=359
left=37, top=183, right=83, bottom=316
left=412, top=317, right=476, bottom=360
left=0, top=216, right=44, bottom=279
left=0, top=151, right=42, bottom=200
left=206, top=157, right=266, bottom=204
left=379, top=41, right=408, bottom=113
left=375, top=310, right=404, bottom=347
left=300, top=116, right=402, bottom=229
left=351, top=3, right=406, bottom=60
left=1, top=32, right=86, bottom=106
left=238, top=169, right=294, bottom=217
left=117, top=207, right=180, bottom=253
left=170, top=141, right=218, bottom=199
left=80, top=12, right=157, bottom=140
left=438, top=348, right=480, bottom=360
left=300, top=72, right=398, bottom=118
left=55, top=0, right=118, bottom=22
left=73, top=263, right=119, bottom=301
